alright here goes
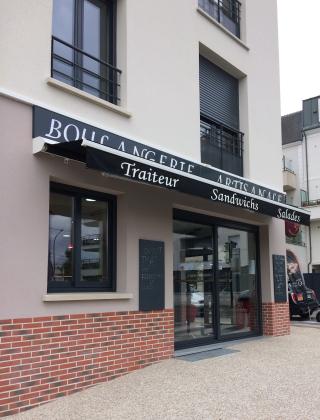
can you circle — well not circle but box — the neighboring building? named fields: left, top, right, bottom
left=0, top=0, right=309, bottom=416
left=282, top=96, right=320, bottom=274
left=282, top=111, right=309, bottom=273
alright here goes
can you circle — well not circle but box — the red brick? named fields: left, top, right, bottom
left=0, top=309, right=174, bottom=415
left=262, top=302, right=290, bottom=336
left=0, top=385, right=17, bottom=393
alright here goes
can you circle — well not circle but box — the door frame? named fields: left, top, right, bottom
left=173, top=208, right=262, bottom=350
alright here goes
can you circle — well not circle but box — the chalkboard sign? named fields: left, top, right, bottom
left=139, top=240, right=165, bottom=311
left=272, top=255, right=287, bottom=303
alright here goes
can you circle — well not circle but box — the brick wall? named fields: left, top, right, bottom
left=0, top=309, right=174, bottom=417
left=262, top=302, right=290, bottom=336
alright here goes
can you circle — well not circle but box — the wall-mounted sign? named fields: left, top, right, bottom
left=272, top=255, right=287, bottom=303
left=33, top=106, right=286, bottom=204
left=139, top=240, right=165, bottom=311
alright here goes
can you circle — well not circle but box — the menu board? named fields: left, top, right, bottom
left=272, top=255, right=287, bottom=303
left=139, top=240, right=165, bottom=311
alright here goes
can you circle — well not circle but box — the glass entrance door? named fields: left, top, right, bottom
left=173, top=220, right=215, bottom=347
left=173, top=212, right=261, bottom=349
left=217, top=227, right=259, bottom=337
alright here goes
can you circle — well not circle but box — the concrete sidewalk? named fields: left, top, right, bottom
left=12, top=326, right=320, bottom=420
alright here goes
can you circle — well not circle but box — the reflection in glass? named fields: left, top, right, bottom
left=52, top=0, right=75, bottom=85
left=217, top=228, right=258, bottom=336
left=83, top=0, right=102, bottom=96
left=81, top=198, right=108, bottom=283
left=173, top=220, right=214, bottom=344
left=48, top=193, right=74, bottom=285
left=82, top=0, right=109, bottom=98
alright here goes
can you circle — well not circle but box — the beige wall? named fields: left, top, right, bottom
left=0, top=0, right=283, bottom=191
left=0, top=97, right=285, bottom=319
left=0, top=0, right=286, bottom=319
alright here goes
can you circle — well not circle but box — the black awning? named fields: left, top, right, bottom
left=33, top=138, right=310, bottom=226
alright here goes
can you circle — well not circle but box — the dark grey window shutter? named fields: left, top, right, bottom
left=199, top=56, right=239, bottom=130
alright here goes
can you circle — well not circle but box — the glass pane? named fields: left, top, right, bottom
left=198, top=0, right=219, bottom=21
left=220, top=12, right=238, bottom=37
left=83, top=0, right=105, bottom=97
left=52, top=59, right=74, bottom=84
left=174, top=220, right=214, bottom=344
left=52, top=0, right=74, bottom=43
left=48, top=193, right=74, bottom=285
left=83, top=0, right=101, bottom=58
left=81, top=198, right=108, bottom=284
left=52, top=0, right=75, bottom=84
left=217, top=228, right=258, bottom=336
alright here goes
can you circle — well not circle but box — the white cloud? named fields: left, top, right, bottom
left=278, top=0, right=320, bottom=115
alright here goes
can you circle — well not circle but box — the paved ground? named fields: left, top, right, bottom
left=12, top=325, right=320, bottom=420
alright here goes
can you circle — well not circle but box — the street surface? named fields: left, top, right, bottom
left=12, top=325, right=320, bottom=420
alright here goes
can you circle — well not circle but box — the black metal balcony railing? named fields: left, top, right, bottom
left=198, top=0, right=241, bottom=38
left=51, top=36, right=121, bottom=105
left=302, top=199, right=320, bottom=207
left=200, top=117, right=244, bottom=176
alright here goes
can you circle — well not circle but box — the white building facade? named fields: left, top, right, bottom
left=282, top=96, right=320, bottom=274
left=0, top=0, right=309, bottom=415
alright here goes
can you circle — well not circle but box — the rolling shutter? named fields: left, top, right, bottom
left=199, top=56, right=239, bottom=130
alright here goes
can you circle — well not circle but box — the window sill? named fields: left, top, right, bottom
left=47, top=77, right=132, bottom=118
left=43, top=292, right=133, bottom=302
left=197, top=8, right=249, bottom=51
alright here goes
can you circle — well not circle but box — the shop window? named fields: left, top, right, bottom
left=48, top=183, right=116, bottom=292
left=51, top=0, right=121, bottom=105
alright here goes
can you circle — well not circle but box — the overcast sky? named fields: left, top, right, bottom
left=277, top=0, right=320, bottom=116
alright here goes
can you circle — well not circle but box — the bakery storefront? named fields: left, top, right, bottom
left=33, top=106, right=310, bottom=350
left=0, top=98, right=311, bottom=415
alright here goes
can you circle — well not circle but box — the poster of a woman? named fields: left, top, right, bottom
left=286, top=249, right=304, bottom=287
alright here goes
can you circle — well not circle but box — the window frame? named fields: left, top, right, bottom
left=198, top=0, right=241, bottom=39
left=73, top=0, right=116, bottom=71
left=199, top=55, right=242, bottom=176
left=51, top=0, right=118, bottom=104
left=173, top=208, right=262, bottom=350
left=48, top=182, right=117, bottom=293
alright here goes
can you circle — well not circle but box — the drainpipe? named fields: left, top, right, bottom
left=303, top=129, right=312, bottom=273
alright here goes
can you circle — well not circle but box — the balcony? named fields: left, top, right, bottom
left=198, top=0, right=241, bottom=38
left=283, top=169, right=297, bottom=192
left=302, top=201, right=320, bottom=221
left=303, top=200, right=320, bottom=207
left=200, top=117, right=244, bottom=176
left=282, top=156, right=297, bottom=192
left=51, top=36, right=121, bottom=105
